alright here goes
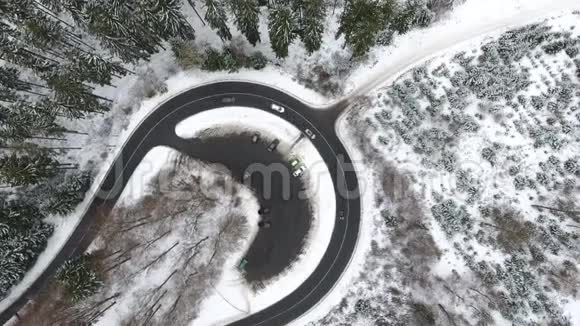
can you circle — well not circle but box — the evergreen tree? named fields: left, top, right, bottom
left=65, top=50, right=127, bottom=86
left=57, top=254, right=102, bottom=302
left=337, top=0, right=396, bottom=58
left=298, top=0, right=325, bottom=53
left=204, top=0, right=232, bottom=41
left=392, top=0, right=418, bottom=34
left=0, top=200, right=53, bottom=299
left=21, top=14, right=69, bottom=51
left=0, top=152, right=61, bottom=186
left=82, top=2, right=156, bottom=63
left=230, top=0, right=261, bottom=46
left=43, top=172, right=92, bottom=215
left=0, top=22, right=58, bottom=73
left=0, top=87, right=18, bottom=103
left=140, top=0, right=196, bottom=41
left=45, top=71, right=111, bottom=118
left=0, top=66, right=44, bottom=94
left=0, top=101, right=62, bottom=141
left=268, top=4, right=298, bottom=58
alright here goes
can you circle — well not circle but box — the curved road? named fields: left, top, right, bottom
left=0, top=82, right=360, bottom=326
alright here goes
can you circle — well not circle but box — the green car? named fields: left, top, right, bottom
left=238, top=258, right=249, bottom=271
left=289, top=158, right=306, bottom=177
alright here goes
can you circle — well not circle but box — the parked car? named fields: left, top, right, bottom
left=289, top=158, right=306, bottom=177
left=258, top=220, right=272, bottom=228
left=267, top=139, right=280, bottom=152
left=258, top=206, right=271, bottom=215
left=251, top=133, right=260, bottom=144
left=305, top=128, right=316, bottom=140
left=238, top=258, right=249, bottom=271
left=271, top=103, right=285, bottom=113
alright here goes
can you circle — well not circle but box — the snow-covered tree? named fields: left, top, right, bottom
left=230, top=0, right=261, bottom=46
left=203, top=0, right=232, bottom=41
left=0, top=152, right=62, bottom=186
left=45, top=71, right=111, bottom=118
left=0, top=201, right=53, bottom=299
left=337, top=0, right=396, bottom=58
left=57, top=254, right=102, bottom=302
left=65, top=50, right=127, bottom=86
left=268, top=4, right=298, bottom=58
left=298, top=0, right=325, bottom=53
left=39, top=172, right=91, bottom=215
left=140, top=0, right=196, bottom=41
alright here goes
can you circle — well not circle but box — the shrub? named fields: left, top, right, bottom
left=170, top=39, right=203, bottom=69
left=431, top=199, right=473, bottom=236
left=249, top=52, right=268, bottom=70
left=200, top=47, right=269, bottom=72
left=481, top=147, right=497, bottom=166
left=564, top=159, right=579, bottom=175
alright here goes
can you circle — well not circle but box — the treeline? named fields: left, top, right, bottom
left=0, top=0, right=195, bottom=299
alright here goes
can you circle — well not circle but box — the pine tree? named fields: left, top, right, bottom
left=0, top=200, right=53, bottom=299
left=45, top=71, right=111, bottom=118
left=21, top=14, right=69, bottom=51
left=140, top=0, right=196, bottom=41
left=337, top=0, right=396, bottom=58
left=0, top=101, right=62, bottom=141
left=65, top=50, right=127, bottom=86
left=44, top=172, right=92, bottom=215
left=297, top=0, right=325, bottom=53
left=82, top=2, right=155, bottom=63
left=268, top=4, right=298, bottom=58
left=0, top=152, right=61, bottom=186
left=57, top=254, right=102, bottom=303
left=204, top=0, right=232, bottom=41
left=0, top=66, right=47, bottom=95
left=392, top=0, right=418, bottom=34
left=0, top=22, right=58, bottom=73
left=230, top=0, right=261, bottom=46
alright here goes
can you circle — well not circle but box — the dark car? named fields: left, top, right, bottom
left=258, top=206, right=271, bottom=215
left=267, top=139, right=280, bottom=152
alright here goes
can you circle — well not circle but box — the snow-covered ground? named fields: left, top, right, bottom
left=176, top=107, right=335, bottom=325
left=308, top=10, right=580, bottom=326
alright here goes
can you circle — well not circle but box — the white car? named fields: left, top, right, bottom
left=221, top=96, right=235, bottom=103
left=305, top=129, right=316, bottom=140
left=292, top=165, right=306, bottom=177
left=271, top=104, right=285, bottom=113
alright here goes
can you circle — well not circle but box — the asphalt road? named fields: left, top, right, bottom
left=0, top=82, right=361, bottom=326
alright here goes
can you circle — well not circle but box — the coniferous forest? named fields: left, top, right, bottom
left=0, top=0, right=455, bottom=300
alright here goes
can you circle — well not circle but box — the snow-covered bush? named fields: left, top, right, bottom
left=431, top=199, right=473, bottom=236
left=481, top=147, right=497, bottom=166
